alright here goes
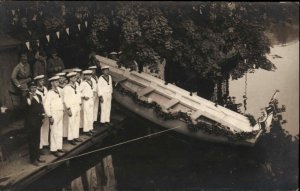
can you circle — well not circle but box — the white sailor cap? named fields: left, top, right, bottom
left=83, top=70, right=92, bottom=75
left=101, top=65, right=109, bottom=70
left=33, top=75, right=45, bottom=80
left=66, top=72, right=77, bottom=77
left=88, top=66, right=97, bottom=69
left=48, top=76, right=60, bottom=82
left=56, top=72, right=66, bottom=77
left=73, top=68, right=82, bottom=72
left=110, top=52, right=118, bottom=55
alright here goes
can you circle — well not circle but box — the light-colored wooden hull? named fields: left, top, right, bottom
left=114, top=89, right=261, bottom=146
left=96, top=55, right=274, bottom=146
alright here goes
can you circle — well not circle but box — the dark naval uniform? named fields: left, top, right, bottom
left=24, top=93, right=45, bottom=163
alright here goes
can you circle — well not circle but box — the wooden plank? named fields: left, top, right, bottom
left=111, top=73, right=127, bottom=86
left=190, top=110, right=203, bottom=120
left=162, top=98, right=180, bottom=110
left=137, top=87, right=154, bottom=97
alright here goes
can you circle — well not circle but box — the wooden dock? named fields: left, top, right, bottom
left=0, top=105, right=127, bottom=191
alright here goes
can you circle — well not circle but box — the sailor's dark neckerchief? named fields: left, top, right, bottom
left=86, top=80, right=93, bottom=89
left=70, top=84, right=77, bottom=94
left=92, top=75, right=98, bottom=84
left=37, top=87, right=45, bottom=96
left=101, top=75, right=110, bottom=85
left=58, top=84, right=64, bottom=89
left=54, top=89, right=61, bottom=98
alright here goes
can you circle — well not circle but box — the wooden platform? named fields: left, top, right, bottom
left=0, top=107, right=127, bottom=191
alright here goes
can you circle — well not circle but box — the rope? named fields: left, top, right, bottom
left=0, top=125, right=181, bottom=180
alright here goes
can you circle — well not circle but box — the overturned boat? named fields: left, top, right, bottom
left=96, top=55, right=277, bottom=146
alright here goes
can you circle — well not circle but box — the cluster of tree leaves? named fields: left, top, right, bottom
left=1, top=2, right=298, bottom=83
left=85, top=2, right=298, bottom=81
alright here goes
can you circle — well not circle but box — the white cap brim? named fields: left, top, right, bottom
left=48, top=76, right=60, bottom=81
left=34, top=75, right=45, bottom=80
left=101, top=65, right=109, bottom=70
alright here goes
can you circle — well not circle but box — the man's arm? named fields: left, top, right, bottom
left=11, top=65, right=21, bottom=87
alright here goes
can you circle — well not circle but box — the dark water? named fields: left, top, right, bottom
left=24, top=114, right=298, bottom=191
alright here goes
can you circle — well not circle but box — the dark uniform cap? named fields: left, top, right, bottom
left=27, top=81, right=37, bottom=88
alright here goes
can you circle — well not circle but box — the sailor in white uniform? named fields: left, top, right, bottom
left=44, top=76, right=65, bottom=157
left=63, top=72, right=83, bottom=145
left=73, top=68, right=84, bottom=131
left=34, top=75, right=49, bottom=153
left=56, top=72, right=68, bottom=140
left=73, top=68, right=83, bottom=88
left=97, top=65, right=113, bottom=126
left=88, top=66, right=99, bottom=125
left=81, top=70, right=94, bottom=136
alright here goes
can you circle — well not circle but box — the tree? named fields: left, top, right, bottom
left=1, top=2, right=296, bottom=96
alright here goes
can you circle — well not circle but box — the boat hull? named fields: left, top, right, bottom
left=113, top=90, right=258, bottom=147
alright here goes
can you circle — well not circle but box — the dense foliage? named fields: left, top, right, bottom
left=0, top=2, right=298, bottom=83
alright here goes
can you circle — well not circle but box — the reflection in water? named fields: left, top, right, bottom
left=230, top=40, right=299, bottom=136
left=66, top=155, right=116, bottom=191
left=265, top=22, right=299, bottom=46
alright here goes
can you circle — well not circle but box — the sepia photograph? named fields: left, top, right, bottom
left=0, top=1, right=299, bottom=191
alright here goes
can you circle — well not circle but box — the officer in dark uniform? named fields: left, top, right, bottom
left=24, top=81, right=46, bottom=166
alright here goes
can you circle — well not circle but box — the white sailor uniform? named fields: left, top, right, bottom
left=44, top=89, right=64, bottom=152
left=81, top=80, right=94, bottom=132
left=63, top=84, right=82, bottom=141
left=97, top=75, right=113, bottom=123
left=76, top=79, right=84, bottom=129
left=57, top=85, right=68, bottom=138
left=91, top=75, right=99, bottom=122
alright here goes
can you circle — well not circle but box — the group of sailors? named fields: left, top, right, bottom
left=22, top=60, right=113, bottom=166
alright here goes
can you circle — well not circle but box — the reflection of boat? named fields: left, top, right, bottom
left=96, top=55, right=276, bottom=146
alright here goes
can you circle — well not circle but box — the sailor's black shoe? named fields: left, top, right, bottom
left=37, top=158, right=46, bottom=163
left=69, top=140, right=77, bottom=145
left=74, top=138, right=83, bottom=142
left=57, top=149, right=66, bottom=153
left=52, top=151, right=62, bottom=157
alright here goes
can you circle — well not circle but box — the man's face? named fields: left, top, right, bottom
left=59, top=76, right=66, bottom=84
left=70, top=76, right=77, bottom=83
left=85, top=74, right=91, bottom=80
left=76, top=73, right=81, bottom=80
left=37, top=79, right=44, bottom=86
left=52, top=53, right=57, bottom=59
left=21, top=58, right=28, bottom=64
left=52, top=80, right=59, bottom=88
left=91, top=69, right=96, bottom=75
left=29, top=86, right=37, bottom=94
left=102, top=69, right=109, bottom=75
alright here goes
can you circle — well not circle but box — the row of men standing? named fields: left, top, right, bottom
left=24, top=65, right=113, bottom=166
